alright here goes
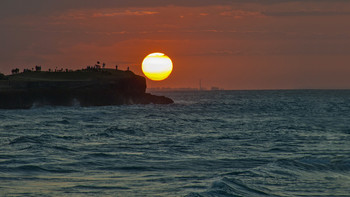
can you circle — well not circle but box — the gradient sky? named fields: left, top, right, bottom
left=1, top=0, right=350, bottom=89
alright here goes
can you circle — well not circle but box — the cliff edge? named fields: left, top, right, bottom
left=0, top=69, right=173, bottom=109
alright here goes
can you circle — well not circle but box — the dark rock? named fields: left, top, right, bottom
left=0, top=70, right=173, bottom=109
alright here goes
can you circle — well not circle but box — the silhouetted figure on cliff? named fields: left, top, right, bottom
left=35, top=66, right=41, bottom=72
left=95, top=61, right=101, bottom=70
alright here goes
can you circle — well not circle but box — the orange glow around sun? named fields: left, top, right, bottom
left=142, top=52, right=173, bottom=81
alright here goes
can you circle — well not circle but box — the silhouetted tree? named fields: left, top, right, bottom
left=11, top=68, right=19, bottom=74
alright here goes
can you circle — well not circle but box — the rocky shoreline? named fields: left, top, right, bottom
left=0, top=69, right=173, bottom=109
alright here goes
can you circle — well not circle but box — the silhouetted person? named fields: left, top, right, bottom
left=127, top=66, right=129, bottom=71
left=102, top=63, right=106, bottom=69
left=115, top=65, right=118, bottom=70
left=35, top=66, right=41, bottom=72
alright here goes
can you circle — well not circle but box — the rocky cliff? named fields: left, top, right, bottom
left=0, top=69, right=173, bottom=109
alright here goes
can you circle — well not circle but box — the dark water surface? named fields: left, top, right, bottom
left=1, top=90, right=350, bottom=196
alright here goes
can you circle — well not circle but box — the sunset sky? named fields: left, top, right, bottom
left=1, top=0, right=350, bottom=89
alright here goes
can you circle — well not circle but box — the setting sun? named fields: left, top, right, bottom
left=142, top=52, right=173, bottom=81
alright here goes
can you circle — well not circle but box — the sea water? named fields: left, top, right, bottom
left=0, top=90, right=350, bottom=196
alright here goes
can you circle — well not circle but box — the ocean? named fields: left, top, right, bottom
left=1, top=90, right=350, bottom=196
